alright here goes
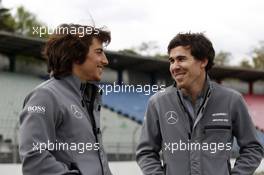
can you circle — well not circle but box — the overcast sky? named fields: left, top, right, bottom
left=3, top=0, right=264, bottom=65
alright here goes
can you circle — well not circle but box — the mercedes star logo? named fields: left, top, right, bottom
left=165, top=111, right=179, bottom=124
left=71, top=104, right=83, bottom=119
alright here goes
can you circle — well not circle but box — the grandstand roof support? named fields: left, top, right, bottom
left=150, top=72, right=156, bottom=85
left=117, top=69, right=123, bottom=85
left=249, top=81, right=254, bottom=95
left=8, top=54, right=15, bottom=72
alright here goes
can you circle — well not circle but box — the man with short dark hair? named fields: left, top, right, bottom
left=136, top=32, right=263, bottom=175
left=19, top=24, right=112, bottom=175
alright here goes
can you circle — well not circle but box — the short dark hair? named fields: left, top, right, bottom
left=167, top=32, right=215, bottom=71
left=43, top=24, right=111, bottom=79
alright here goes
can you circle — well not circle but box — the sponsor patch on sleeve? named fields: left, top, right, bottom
left=27, top=105, right=46, bottom=114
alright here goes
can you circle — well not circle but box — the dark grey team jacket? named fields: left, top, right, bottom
left=19, top=75, right=112, bottom=175
left=136, top=79, right=264, bottom=175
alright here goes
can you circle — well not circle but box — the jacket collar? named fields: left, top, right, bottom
left=58, top=74, right=102, bottom=99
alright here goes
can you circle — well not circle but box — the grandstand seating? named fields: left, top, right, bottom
left=244, top=95, right=264, bottom=132
left=0, top=71, right=43, bottom=142
left=101, top=84, right=153, bottom=123
left=1, top=71, right=264, bottom=163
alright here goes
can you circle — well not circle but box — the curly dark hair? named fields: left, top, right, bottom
left=167, top=32, right=215, bottom=71
left=43, top=24, right=111, bottom=79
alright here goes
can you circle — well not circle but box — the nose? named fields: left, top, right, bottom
left=170, top=61, right=181, bottom=72
left=102, top=54, right=109, bottom=66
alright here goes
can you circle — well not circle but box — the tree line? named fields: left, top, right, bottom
left=0, top=2, right=263, bottom=70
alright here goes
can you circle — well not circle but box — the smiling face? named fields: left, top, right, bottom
left=169, top=46, right=207, bottom=91
left=73, top=37, right=109, bottom=81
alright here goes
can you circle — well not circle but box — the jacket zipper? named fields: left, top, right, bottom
left=82, top=83, right=105, bottom=175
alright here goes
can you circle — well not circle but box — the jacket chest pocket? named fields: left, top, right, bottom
left=202, top=124, right=232, bottom=158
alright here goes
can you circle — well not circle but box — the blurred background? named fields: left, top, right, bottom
left=0, top=0, right=264, bottom=174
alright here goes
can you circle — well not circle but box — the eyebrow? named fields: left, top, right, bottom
left=169, top=55, right=186, bottom=60
left=95, top=48, right=103, bottom=52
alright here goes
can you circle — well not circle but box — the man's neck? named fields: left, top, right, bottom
left=181, top=72, right=206, bottom=105
left=72, top=69, right=87, bottom=83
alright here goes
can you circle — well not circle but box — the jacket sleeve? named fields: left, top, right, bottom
left=136, top=98, right=164, bottom=175
left=19, top=88, right=80, bottom=175
left=231, top=93, right=264, bottom=175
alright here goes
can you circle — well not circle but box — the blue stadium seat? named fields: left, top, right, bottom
left=102, top=89, right=152, bottom=123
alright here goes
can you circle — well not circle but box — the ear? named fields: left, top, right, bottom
left=200, top=58, right=208, bottom=69
left=74, top=59, right=82, bottom=65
